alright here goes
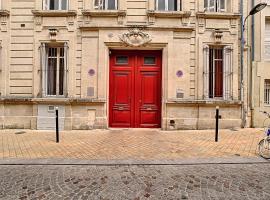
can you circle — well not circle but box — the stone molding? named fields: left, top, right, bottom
left=0, top=10, right=9, bottom=16
left=196, top=12, right=241, bottom=19
left=119, top=27, right=152, bottom=47
left=81, top=9, right=126, bottom=17
left=32, top=10, right=77, bottom=32
left=0, top=97, right=106, bottom=105
left=213, top=29, right=223, bottom=43
left=147, top=10, right=191, bottom=18
left=81, top=10, right=126, bottom=25
left=0, top=10, right=9, bottom=32
left=31, top=10, right=77, bottom=17
left=147, top=10, right=191, bottom=25
left=166, top=99, right=242, bottom=105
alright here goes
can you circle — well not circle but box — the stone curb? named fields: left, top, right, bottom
left=0, top=156, right=269, bottom=165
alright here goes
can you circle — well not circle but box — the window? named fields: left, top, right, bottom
left=94, top=0, right=117, bottom=10
left=265, top=19, right=270, bottom=60
left=156, top=0, right=180, bottom=11
left=116, top=56, right=128, bottom=64
left=204, top=0, right=226, bottom=12
left=203, top=45, right=233, bottom=100
left=41, top=43, right=68, bottom=97
left=209, top=48, right=223, bottom=98
left=265, top=80, right=270, bottom=105
left=43, top=0, right=68, bottom=10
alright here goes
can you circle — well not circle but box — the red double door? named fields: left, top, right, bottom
left=109, top=50, right=162, bottom=128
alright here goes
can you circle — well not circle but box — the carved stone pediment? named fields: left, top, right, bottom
left=119, top=27, right=152, bottom=47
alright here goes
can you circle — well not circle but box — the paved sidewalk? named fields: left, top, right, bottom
left=0, top=128, right=264, bottom=161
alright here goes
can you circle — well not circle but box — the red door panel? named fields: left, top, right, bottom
left=136, top=71, right=161, bottom=128
left=110, top=71, right=133, bottom=127
left=109, top=50, right=161, bottom=128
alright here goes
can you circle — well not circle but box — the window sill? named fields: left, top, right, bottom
left=166, top=99, right=242, bottom=105
left=196, top=12, right=241, bottom=19
left=31, top=10, right=77, bottom=17
left=147, top=10, right=191, bottom=18
left=81, top=9, right=126, bottom=17
left=0, top=97, right=106, bottom=104
left=0, top=10, right=9, bottom=16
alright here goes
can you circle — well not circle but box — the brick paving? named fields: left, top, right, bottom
left=0, top=163, right=270, bottom=200
left=0, top=128, right=264, bottom=160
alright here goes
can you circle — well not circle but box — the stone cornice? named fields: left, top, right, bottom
left=79, top=25, right=194, bottom=31
left=0, top=10, right=9, bottom=16
left=147, top=10, right=191, bottom=18
left=196, top=12, right=241, bottom=19
left=0, top=97, right=106, bottom=105
left=81, top=9, right=126, bottom=17
left=31, top=10, right=77, bottom=17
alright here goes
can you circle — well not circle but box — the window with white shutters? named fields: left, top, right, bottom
left=265, top=19, right=270, bottom=61
left=203, top=45, right=233, bottom=100
left=94, top=0, right=117, bottom=10
left=204, top=0, right=226, bottom=12
left=41, top=43, right=68, bottom=97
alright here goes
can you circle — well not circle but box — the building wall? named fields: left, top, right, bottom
left=250, top=1, right=270, bottom=127
left=0, top=0, right=243, bottom=130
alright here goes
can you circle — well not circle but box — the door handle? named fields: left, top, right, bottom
left=118, top=107, right=124, bottom=110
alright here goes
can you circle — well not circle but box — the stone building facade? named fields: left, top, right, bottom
left=0, top=0, right=244, bottom=130
left=249, top=0, right=270, bottom=127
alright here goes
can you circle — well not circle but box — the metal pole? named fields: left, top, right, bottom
left=240, top=0, right=245, bottom=128
left=55, top=107, right=59, bottom=143
left=215, top=106, right=219, bottom=142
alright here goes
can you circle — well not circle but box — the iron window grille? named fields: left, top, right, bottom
left=265, top=80, right=270, bottom=105
left=94, top=0, right=118, bottom=10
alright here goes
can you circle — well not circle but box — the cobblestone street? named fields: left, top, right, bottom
left=0, top=163, right=270, bottom=200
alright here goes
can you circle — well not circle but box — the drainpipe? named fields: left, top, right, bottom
left=250, top=0, right=255, bottom=127
left=240, top=0, right=246, bottom=127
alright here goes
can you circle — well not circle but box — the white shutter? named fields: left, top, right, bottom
left=203, top=45, right=210, bottom=99
left=223, top=46, right=233, bottom=100
left=40, top=43, right=47, bottom=96
left=43, top=0, right=49, bottom=10
left=265, top=20, right=270, bottom=60
left=64, top=43, right=68, bottom=97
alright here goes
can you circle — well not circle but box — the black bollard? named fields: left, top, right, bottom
left=55, top=107, right=59, bottom=143
left=215, top=106, right=219, bottom=142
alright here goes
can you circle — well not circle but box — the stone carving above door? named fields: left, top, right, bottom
left=119, top=27, right=152, bottom=47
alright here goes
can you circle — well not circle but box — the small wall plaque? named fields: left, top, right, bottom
left=88, top=69, right=95, bottom=76
left=87, top=87, right=94, bottom=97
left=176, top=70, right=183, bottom=78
